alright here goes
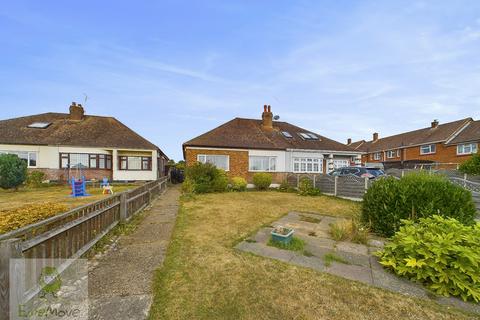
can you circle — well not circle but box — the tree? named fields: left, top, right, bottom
left=459, top=152, right=480, bottom=175
left=0, top=154, right=27, bottom=190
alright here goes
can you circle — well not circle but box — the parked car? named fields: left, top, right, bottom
left=328, top=167, right=385, bottom=179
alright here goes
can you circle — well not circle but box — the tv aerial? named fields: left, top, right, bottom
left=273, top=115, right=280, bottom=120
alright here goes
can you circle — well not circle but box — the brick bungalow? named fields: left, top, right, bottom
left=348, top=118, right=479, bottom=168
left=183, top=105, right=362, bottom=186
left=0, top=102, right=169, bottom=181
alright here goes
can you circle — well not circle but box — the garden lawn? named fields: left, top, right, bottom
left=150, top=191, right=475, bottom=320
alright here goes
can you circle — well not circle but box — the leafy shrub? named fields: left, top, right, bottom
left=252, top=173, right=272, bottom=190
left=362, top=173, right=476, bottom=236
left=459, top=152, right=480, bottom=175
left=230, top=177, right=247, bottom=191
left=0, top=202, right=68, bottom=234
left=278, top=180, right=296, bottom=193
left=378, top=215, right=480, bottom=302
left=181, top=178, right=194, bottom=194
left=298, top=177, right=321, bottom=196
left=184, top=162, right=228, bottom=193
left=26, top=170, right=46, bottom=187
left=0, top=154, right=27, bottom=190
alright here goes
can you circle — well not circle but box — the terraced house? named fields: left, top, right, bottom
left=348, top=118, right=480, bottom=168
left=183, top=105, right=362, bottom=186
left=0, top=102, right=169, bottom=181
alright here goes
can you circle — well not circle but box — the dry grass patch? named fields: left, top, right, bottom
left=150, top=191, right=475, bottom=320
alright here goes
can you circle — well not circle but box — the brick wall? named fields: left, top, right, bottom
left=29, top=168, right=113, bottom=182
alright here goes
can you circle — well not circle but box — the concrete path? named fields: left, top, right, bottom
left=88, top=185, right=180, bottom=320
left=236, top=212, right=480, bottom=315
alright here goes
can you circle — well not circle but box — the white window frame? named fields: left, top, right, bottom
left=333, top=159, right=349, bottom=169
left=420, top=144, right=436, bottom=155
left=457, top=143, right=478, bottom=155
left=0, top=150, right=38, bottom=168
left=292, top=157, right=323, bottom=173
left=197, top=154, right=229, bottom=171
left=373, top=152, right=381, bottom=160
left=248, top=156, right=276, bottom=172
left=386, top=150, right=397, bottom=159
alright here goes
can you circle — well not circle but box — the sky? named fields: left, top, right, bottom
left=1, top=1, right=480, bottom=161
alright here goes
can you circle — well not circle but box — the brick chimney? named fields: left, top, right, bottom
left=373, top=132, right=379, bottom=142
left=431, top=119, right=439, bottom=128
left=347, top=138, right=352, bottom=145
left=69, top=102, right=85, bottom=121
left=262, top=104, right=273, bottom=130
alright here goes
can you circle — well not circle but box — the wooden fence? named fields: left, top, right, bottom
left=0, top=177, right=168, bottom=320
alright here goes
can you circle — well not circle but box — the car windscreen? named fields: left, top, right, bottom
left=367, top=169, right=384, bottom=176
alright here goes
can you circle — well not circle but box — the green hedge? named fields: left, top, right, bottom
left=378, top=215, right=480, bottom=302
left=298, top=177, right=321, bottom=196
left=184, top=162, right=228, bottom=194
left=252, top=173, right=272, bottom=190
left=0, top=154, right=27, bottom=190
left=459, top=152, right=480, bottom=175
left=230, top=177, right=247, bottom=191
left=362, top=173, right=476, bottom=236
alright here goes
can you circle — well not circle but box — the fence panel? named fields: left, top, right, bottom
left=0, top=177, right=168, bottom=320
left=336, top=175, right=367, bottom=199
left=315, top=175, right=335, bottom=194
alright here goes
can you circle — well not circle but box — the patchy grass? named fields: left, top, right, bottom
left=150, top=191, right=474, bottom=320
left=0, top=184, right=137, bottom=234
left=267, top=236, right=305, bottom=251
left=324, top=253, right=350, bottom=267
left=299, top=214, right=322, bottom=223
left=330, top=219, right=369, bottom=245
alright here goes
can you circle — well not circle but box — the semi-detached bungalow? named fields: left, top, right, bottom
left=348, top=118, right=479, bottom=168
left=0, top=102, right=169, bottom=181
left=183, top=105, right=362, bottom=186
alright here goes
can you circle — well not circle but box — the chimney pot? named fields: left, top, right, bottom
left=347, top=138, right=352, bottom=145
left=69, top=101, right=85, bottom=121
left=261, top=104, right=273, bottom=130
left=267, top=105, right=271, bottom=112
left=264, top=105, right=267, bottom=112
left=431, top=119, right=439, bottom=128
left=373, top=132, right=379, bottom=142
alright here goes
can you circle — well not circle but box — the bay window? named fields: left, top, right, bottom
left=197, top=154, right=229, bottom=171
left=249, top=156, right=276, bottom=172
left=457, top=143, right=477, bottom=155
left=293, top=157, right=322, bottom=173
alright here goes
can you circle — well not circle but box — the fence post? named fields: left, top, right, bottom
left=313, top=175, right=316, bottom=188
left=401, top=170, right=405, bottom=177
left=0, top=238, right=22, bottom=320
left=334, top=176, right=338, bottom=196
left=119, top=192, right=128, bottom=222
left=464, top=173, right=467, bottom=188
left=296, top=175, right=300, bottom=188
left=364, top=177, right=369, bottom=192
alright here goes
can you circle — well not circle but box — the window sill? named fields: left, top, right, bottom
left=419, top=152, right=436, bottom=155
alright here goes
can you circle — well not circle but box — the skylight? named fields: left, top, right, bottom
left=282, top=131, right=293, bottom=138
left=299, top=132, right=319, bottom=140
left=27, top=122, right=51, bottom=129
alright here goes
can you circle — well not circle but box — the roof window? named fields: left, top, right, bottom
left=27, top=122, right=51, bottom=129
left=282, top=131, right=293, bottom=138
left=299, top=132, right=319, bottom=140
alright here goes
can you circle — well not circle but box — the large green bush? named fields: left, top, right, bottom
left=362, top=173, right=476, bottom=236
left=252, top=173, right=272, bottom=190
left=459, top=152, right=480, bottom=175
left=0, top=154, right=27, bottom=190
left=230, top=177, right=247, bottom=191
left=184, top=162, right=228, bottom=194
left=378, top=215, right=480, bottom=302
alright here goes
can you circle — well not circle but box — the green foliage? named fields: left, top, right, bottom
left=278, top=180, right=295, bottom=193
left=0, top=154, right=27, bottom=190
left=230, top=177, right=247, bottom=191
left=324, top=253, right=350, bottom=267
left=267, top=236, right=305, bottom=252
left=252, top=173, right=272, bottom=190
left=184, top=162, right=228, bottom=194
left=329, top=219, right=369, bottom=244
left=362, top=173, right=476, bottom=237
left=26, top=170, right=46, bottom=187
left=459, top=152, right=480, bottom=175
left=378, top=215, right=480, bottom=302
left=298, top=177, right=321, bottom=196
left=181, top=178, right=194, bottom=194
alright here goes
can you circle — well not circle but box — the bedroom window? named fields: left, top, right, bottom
left=457, top=143, right=477, bottom=155
left=420, top=144, right=436, bottom=155
left=249, top=156, right=276, bottom=172
left=386, top=150, right=397, bottom=158
left=293, top=157, right=322, bottom=173
left=197, top=154, right=229, bottom=171
left=60, top=153, right=112, bottom=170
left=373, top=152, right=381, bottom=160
left=118, top=156, right=152, bottom=171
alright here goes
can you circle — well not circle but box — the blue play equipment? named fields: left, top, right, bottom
left=100, top=177, right=109, bottom=188
left=70, top=176, right=90, bottom=197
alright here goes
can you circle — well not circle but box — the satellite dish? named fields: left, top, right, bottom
left=273, top=115, right=280, bottom=120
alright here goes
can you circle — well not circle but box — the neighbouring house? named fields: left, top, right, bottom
left=0, top=102, right=169, bottom=181
left=348, top=118, right=479, bottom=169
left=183, top=105, right=362, bottom=186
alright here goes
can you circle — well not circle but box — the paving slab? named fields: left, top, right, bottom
left=325, top=262, right=373, bottom=284
left=235, top=242, right=296, bottom=263
left=335, top=241, right=369, bottom=256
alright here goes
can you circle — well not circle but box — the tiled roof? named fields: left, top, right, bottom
left=183, top=118, right=356, bottom=152
left=348, top=140, right=368, bottom=151
left=447, top=120, right=480, bottom=145
left=361, top=118, right=472, bottom=152
left=0, top=112, right=160, bottom=151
